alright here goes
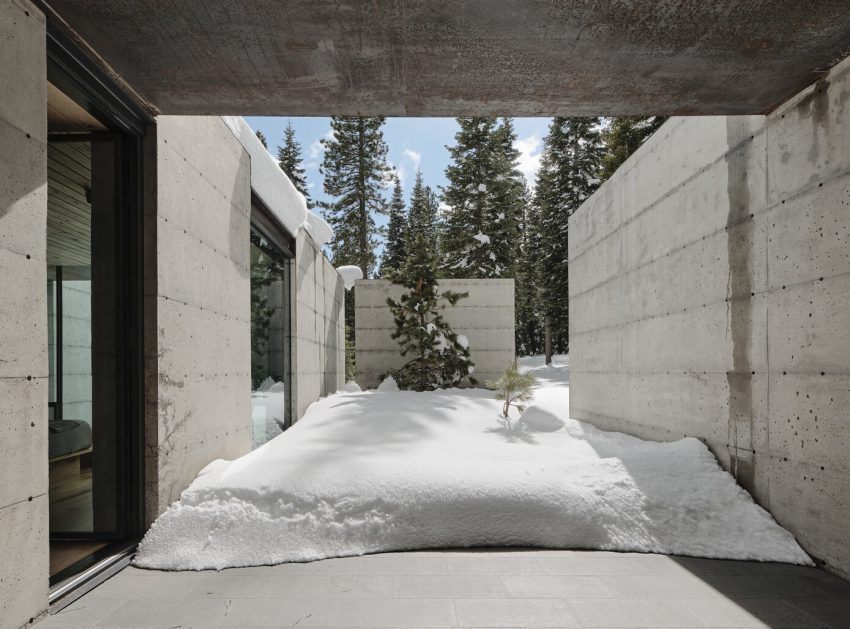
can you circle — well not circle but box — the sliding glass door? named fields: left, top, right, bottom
left=46, top=27, right=146, bottom=588
left=250, top=209, right=294, bottom=448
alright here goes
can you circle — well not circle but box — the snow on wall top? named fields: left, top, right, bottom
left=222, top=116, right=333, bottom=245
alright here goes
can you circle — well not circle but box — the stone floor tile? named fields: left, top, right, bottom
left=675, top=597, right=830, bottom=628
left=454, top=598, right=579, bottom=627
left=786, top=598, right=850, bottom=629
left=196, top=574, right=400, bottom=598
left=502, top=575, right=612, bottom=598
left=447, top=555, right=544, bottom=576
left=321, top=597, right=457, bottom=627
left=398, top=575, right=506, bottom=598
left=598, top=574, right=723, bottom=599
left=568, top=598, right=703, bottom=628
left=93, top=597, right=231, bottom=627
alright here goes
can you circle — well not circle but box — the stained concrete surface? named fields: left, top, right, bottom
left=568, top=55, right=850, bottom=579
left=38, top=549, right=850, bottom=628
left=40, top=0, right=850, bottom=116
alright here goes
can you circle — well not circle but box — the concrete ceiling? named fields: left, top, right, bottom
left=45, top=0, right=850, bottom=116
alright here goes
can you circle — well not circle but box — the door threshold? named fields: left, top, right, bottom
left=49, top=542, right=136, bottom=612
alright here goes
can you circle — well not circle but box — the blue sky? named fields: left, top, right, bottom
left=244, top=117, right=553, bottom=215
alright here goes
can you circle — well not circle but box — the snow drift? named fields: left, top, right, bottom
left=134, top=356, right=810, bottom=570
left=221, top=117, right=332, bottom=245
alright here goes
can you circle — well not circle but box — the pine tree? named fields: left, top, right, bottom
left=440, top=117, right=501, bottom=278
left=380, top=176, right=408, bottom=277
left=407, top=170, right=439, bottom=253
left=441, top=117, right=526, bottom=279
left=515, top=184, right=544, bottom=355
left=320, top=116, right=391, bottom=279
left=599, top=116, right=666, bottom=181
left=277, top=120, right=310, bottom=204
left=387, top=233, right=474, bottom=391
left=489, top=117, right=526, bottom=278
left=536, top=117, right=604, bottom=362
left=255, top=129, right=268, bottom=149
left=425, top=186, right=441, bottom=253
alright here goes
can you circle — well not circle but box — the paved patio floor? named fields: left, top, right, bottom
left=39, top=549, right=850, bottom=628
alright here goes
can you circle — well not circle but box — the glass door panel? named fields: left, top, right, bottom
left=250, top=226, right=293, bottom=448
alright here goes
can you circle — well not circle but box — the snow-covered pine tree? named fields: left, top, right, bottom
left=320, top=116, right=391, bottom=279
left=407, top=169, right=439, bottom=253
left=440, top=117, right=501, bottom=278
left=536, top=117, right=604, bottom=362
left=515, top=184, right=545, bottom=355
left=277, top=120, right=310, bottom=204
left=380, top=175, right=408, bottom=278
left=386, top=233, right=474, bottom=391
left=441, top=117, right=526, bottom=279
left=255, top=129, right=268, bottom=149
left=425, top=186, right=441, bottom=253
left=599, top=116, right=666, bottom=181
left=490, top=117, right=526, bottom=278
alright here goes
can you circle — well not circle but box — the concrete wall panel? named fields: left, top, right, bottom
left=0, top=2, right=48, bottom=626
left=144, top=116, right=252, bottom=522
left=292, top=230, right=345, bottom=419
left=0, top=378, right=47, bottom=509
left=0, top=496, right=48, bottom=629
left=569, top=54, right=850, bottom=578
left=354, top=279, right=515, bottom=389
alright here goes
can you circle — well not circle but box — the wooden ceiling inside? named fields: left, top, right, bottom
left=47, top=141, right=91, bottom=268
left=47, top=82, right=107, bottom=132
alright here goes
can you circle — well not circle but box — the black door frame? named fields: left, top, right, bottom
left=46, top=20, right=150, bottom=594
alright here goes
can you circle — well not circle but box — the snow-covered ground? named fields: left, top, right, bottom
left=134, top=355, right=811, bottom=570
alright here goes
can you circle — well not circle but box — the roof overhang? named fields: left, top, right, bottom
left=40, top=0, right=850, bottom=116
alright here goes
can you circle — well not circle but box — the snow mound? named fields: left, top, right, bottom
left=134, top=357, right=811, bottom=571
left=336, top=265, right=364, bottom=290
left=339, top=381, right=362, bottom=393
left=376, top=375, right=400, bottom=392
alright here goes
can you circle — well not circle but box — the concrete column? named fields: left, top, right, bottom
left=0, top=1, right=49, bottom=627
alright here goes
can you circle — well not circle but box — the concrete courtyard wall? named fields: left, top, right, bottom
left=292, top=230, right=345, bottom=419
left=0, top=1, right=49, bottom=627
left=569, top=55, right=850, bottom=577
left=143, top=116, right=253, bottom=524
left=354, top=279, right=515, bottom=389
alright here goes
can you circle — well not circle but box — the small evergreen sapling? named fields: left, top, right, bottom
left=386, top=233, right=474, bottom=391
left=491, top=361, right=537, bottom=430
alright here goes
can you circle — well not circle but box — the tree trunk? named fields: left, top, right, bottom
left=544, top=316, right=552, bottom=365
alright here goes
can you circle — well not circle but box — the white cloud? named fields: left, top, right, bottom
left=403, top=148, right=421, bottom=170
left=514, top=134, right=543, bottom=188
left=308, top=139, right=323, bottom=159
left=389, top=164, right=407, bottom=188
left=308, top=129, right=334, bottom=159
left=438, top=201, right=451, bottom=216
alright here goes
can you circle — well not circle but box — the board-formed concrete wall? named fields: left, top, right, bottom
left=569, top=55, right=850, bottom=578
left=0, top=2, right=49, bottom=627
left=354, top=279, right=515, bottom=389
left=292, top=230, right=345, bottom=419
left=144, top=116, right=253, bottom=524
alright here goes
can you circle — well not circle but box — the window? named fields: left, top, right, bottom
left=250, top=218, right=293, bottom=448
